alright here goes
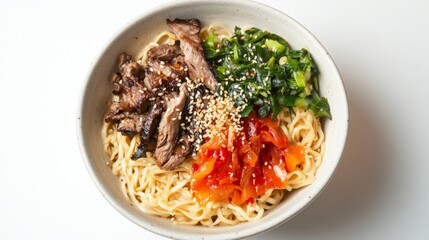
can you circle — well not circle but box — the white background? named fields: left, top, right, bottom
left=1, top=0, right=428, bottom=239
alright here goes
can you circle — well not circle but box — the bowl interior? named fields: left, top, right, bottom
left=77, top=1, right=348, bottom=239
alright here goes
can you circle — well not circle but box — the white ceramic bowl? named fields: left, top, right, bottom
left=77, top=0, right=348, bottom=239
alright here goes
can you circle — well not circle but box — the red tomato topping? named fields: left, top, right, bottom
left=191, top=113, right=305, bottom=205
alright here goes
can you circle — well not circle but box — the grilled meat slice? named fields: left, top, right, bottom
left=147, top=42, right=182, bottom=61
left=144, top=43, right=187, bottom=92
left=162, top=133, right=192, bottom=170
left=105, top=53, right=148, bottom=136
left=105, top=112, right=145, bottom=138
left=154, top=84, right=189, bottom=167
left=117, top=113, right=145, bottom=138
left=132, top=102, right=163, bottom=159
left=109, top=53, right=147, bottom=113
left=120, top=62, right=145, bottom=83
left=167, top=18, right=218, bottom=91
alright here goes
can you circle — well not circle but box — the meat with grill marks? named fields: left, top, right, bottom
left=147, top=41, right=182, bottom=61
left=143, top=42, right=187, bottom=92
left=154, top=83, right=189, bottom=168
left=105, top=18, right=217, bottom=170
left=167, top=18, right=218, bottom=91
left=104, top=53, right=148, bottom=136
left=132, top=101, right=163, bottom=159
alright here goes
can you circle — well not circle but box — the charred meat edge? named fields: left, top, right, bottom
left=131, top=101, right=163, bottom=159
left=143, top=42, right=186, bottom=92
left=167, top=18, right=218, bottom=91
left=104, top=53, right=147, bottom=136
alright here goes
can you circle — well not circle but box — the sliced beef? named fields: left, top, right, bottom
left=167, top=18, right=218, bottom=91
left=162, top=133, right=192, bottom=170
left=147, top=42, right=182, bottom=61
left=105, top=23, right=215, bottom=168
left=132, top=102, right=163, bottom=159
left=154, top=84, right=189, bottom=168
left=117, top=113, right=145, bottom=137
left=105, top=111, right=145, bottom=137
left=104, top=53, right=148, bottom=137
left=120, top=62, right=145, bottom=83
left=144, top=43, right=187, bottom=92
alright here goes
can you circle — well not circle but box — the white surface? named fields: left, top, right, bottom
left=0, top=0, right=428, bottom=239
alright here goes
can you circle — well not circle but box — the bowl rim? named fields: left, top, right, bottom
left=76, top=0, right=349, bottom=239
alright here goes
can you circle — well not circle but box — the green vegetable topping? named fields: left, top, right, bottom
left=203, top=27, right=332, bottom=120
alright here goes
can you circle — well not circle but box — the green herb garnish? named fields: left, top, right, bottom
left=203, top=27, right=331, bottom=120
